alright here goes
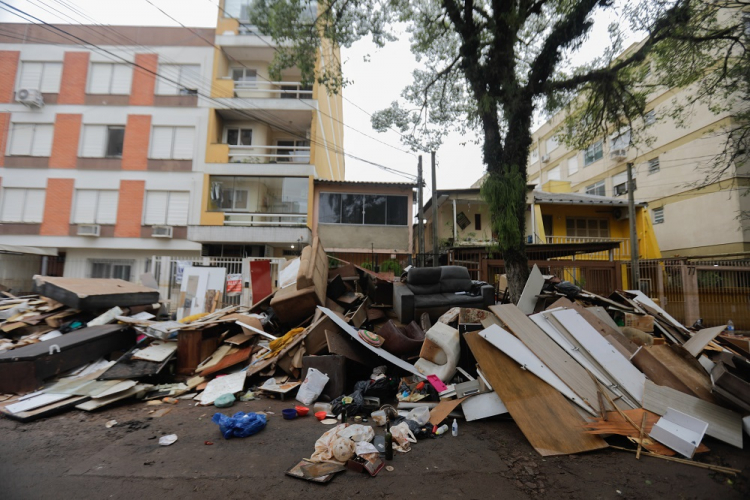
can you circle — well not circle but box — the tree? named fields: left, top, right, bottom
left=250, top=0, right=744, bottom=302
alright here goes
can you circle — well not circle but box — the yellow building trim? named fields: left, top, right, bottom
left=541, top=180, right=572, bottom=193
left=200, top=174, right=225, bottom=226
left=533, top=204, right=546, bottom=241
left=307, top=176, right=314, bottom=230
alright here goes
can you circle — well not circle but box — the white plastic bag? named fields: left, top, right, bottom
left=391, top=422, right=417, bottom=453
left=340, top=424, right=374, bottom=443
left=278, top=258, right=300, bottom=289
left=296, top=367, right=329, bottom=405
left=406, top=406, right=430, bottom=426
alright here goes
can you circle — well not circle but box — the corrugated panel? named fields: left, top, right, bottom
left=110, top=64, right=132, bottom=94
left=155, top=64, right=179, bottom=95
left=73, top=190, right=97, bottom=224
left=167, top=191, right=189, bottom=225
left=149, top=127, right=173, bottom=159
left=40, top=62, right=62, bottom=93
left=81, top=125, right=106, bottom=158
left=1, top=189, right=25, bottom=222
left=19, top=62, right=42, bottom=89
left=172, top=127, right=194, bottom=159
left=9, top=123, right=33, bottom=156
left=144, top=191, right=168, bottom=225
left=23, top=189, right=45, bottom=223
left=88, top=63, right=112, bottom=94
left=31, top=124, right=54, bottom=157
left=97, top=190, right=119, bottom=224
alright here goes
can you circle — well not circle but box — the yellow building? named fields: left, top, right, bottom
left=188, top=0, right=346, bottom=257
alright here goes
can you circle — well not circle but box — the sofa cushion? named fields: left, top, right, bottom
left=439, top=266, right=472, bottom=293
left=407, top=267, right=442, bottom=295
left=414, top=293, right=451, bottom=309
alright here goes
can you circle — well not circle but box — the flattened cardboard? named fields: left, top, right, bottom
left=32, top=276, right=159, bottom=310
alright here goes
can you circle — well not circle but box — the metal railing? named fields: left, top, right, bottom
left=545, top=236, right=631, bottom=260
left=228, top=145, right=311, bottom=164
left=223, top=212, right=307, bottom=226
left=231, top=80, right=313, bottom=99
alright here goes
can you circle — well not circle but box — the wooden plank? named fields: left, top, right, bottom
left=75, top=383, right=152, bottom=411
left=199, top=346, right=253, bottom=376
left=631, top=345, right=715, bottom=403
left=642, top=380, right=743, bottom=448
left=628, top=290, right=689, bottom=335
left=548, top=297, right=637, bottom=355
left=550, top=309, right=645, bottom=405
left=324, top=330, right=380, bottom=367
left=517, top=264, right=544, bottom=314
left=0, top=395, right=89, bottom=422
left=464, top=331, right=608, bottom=456
left=132, top=341, right=178, bottom=362
left=479, top=322, right=596, bottom=415
left=428, top=397, right=466, bottom=426
left=683, top=326, right=726, bottom=357
left=491, top=304, right=601, bottom=414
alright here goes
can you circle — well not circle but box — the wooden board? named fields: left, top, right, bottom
left=428, top=397, right=466, bottom=426
left=517, top=264, right=544, bottom=314
left=642, top=380, right=743, bottom=448
left=548, top=298, right=637, bottom=355
left=324, top=330, right=380, bottom=367
left=0, top=395, right=89, bottom=422
left=199, top=346, right=252, bottom=376
left=550, top=309, right=645, bottom=405
left=490, top=304, right=601, bottom=414
left=683, top=326, right=726, bottom=357
left=132, top=341, right=178, bottom=363
left=479, top=323, right=596, bottom=415
left=75, top=383, right=152, bottom=411
left=631, top=345, right=715, bottom=403
left=225, top=333, right=254, bottom=346
left=465, top=331, right=608, bottom=456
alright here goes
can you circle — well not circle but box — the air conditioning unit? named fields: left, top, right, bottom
left=610, top=148, right=628, bottom=161
left=613, top=208, right=630, bottom=220
left=541, top=154, right=550, bottom=163
left=152, top=225, right=173, bottom=238
left=16, top=88, right=44, bottom=108
left=77, top=224, right=101, bottom=237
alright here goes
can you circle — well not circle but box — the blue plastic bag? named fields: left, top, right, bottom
left=212, top=411, right=267, bottom=439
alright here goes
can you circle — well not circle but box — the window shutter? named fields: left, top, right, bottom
left=167, top=192, right=189, bottom=225
left=612, top=172, right=628, bottom=186
left=19, top=62, right=42, bottom=89
left=31, top=124, right=54, bottom=156
left=1, top=189, right=25, bottom=222
left=110, top=64, right=132, bottom=94
left=179, top=65, right=200, bottom=90
left=97, top=190, right=119, bottom=224
left=172, top=127, right=194, bottom=159
left=144, top=191, right=168, bottom=225
left=547, top=166, right=561, bottom=181
left=9, top=124, right=33, bottom=156
left=73, top=190, right=98, bottom=224
left=89, top=63, right=112, bottom=94
left=567, top=156, right=578, bottom=175
left=23, top=189, right=45, bottom=223
left=40, top=62, right=62, bottom=93
left=81, top=125, right=106, bottom=157
left=155, top=64, right=179, bottom=95
left=149, top=127, right=173, bottom=159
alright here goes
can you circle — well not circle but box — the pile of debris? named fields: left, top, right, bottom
left=0, top=245, right=748, bottom=482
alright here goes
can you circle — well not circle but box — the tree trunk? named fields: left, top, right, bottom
left=504, top=248, right=529, bottom=305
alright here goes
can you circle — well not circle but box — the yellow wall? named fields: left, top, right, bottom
left=312, top=38, right=346, bottom=180
left=541, top=180, right=572, bottom=193
left=200, top=174, right=225, bottom=226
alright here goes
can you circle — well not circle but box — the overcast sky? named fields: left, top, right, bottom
left=0, top=0, right=636, bottom=199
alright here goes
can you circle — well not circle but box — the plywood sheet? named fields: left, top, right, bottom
left=132, top=341, right=178, bottom=363
left=465, top=332, right=608, bottom=456
left=199, top=346, right=252, bottom=376
left=550, top=309, right=645, bottom=405
left=325, top=330, right=380, bottom=367
left=683, top=325, right=726, bottom=357
left=642, top=380, right=743, bottom=448
left=75, top=383, right=152, bottom=411
left=429, top=397, right=466, bottom=426
left=490, top=304, right=601, bottom=414
left=548, top=297, right=637, bottom=355
left=631, top=345, right=715, bottom=403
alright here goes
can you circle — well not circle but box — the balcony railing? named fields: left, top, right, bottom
left=231, top=80, right=313, bottom=99
left=228, top=145, right=311, bottom=164
left=544, top=236, right=631, bottom=261
left=224, top=213, right=307, bottom=226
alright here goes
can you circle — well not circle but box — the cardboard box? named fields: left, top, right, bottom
left=624, top=313, right=655, bottom=333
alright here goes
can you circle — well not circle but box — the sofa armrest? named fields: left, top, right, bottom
left=393, top=282, right=415, bottom=324
left=480, top=284, right=495, bottom=308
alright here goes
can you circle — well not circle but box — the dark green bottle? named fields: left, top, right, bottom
left=385, top=419, right=393, bottom=461
left=341, top=404, right=347, bottom=425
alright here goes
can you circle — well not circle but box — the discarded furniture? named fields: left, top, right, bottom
left=271, top=237, right=329, bottom=325
left=392, top=266, right=494, bottom=323
left=415, top=322, right=459, bottom=382
left=376, top=320, right=425, bottom=356
left=32, top=276, right=160, bottom=311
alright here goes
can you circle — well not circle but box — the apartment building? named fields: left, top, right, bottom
left=526, top=42, right=749, bottom=257
left=188, top=0, right=346, bottom=259
left=0, top=24, right=214, bottom=284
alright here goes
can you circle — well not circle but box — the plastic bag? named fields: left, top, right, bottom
left=406, top=406, right=430, bottom=426
left=311, top=424, right=353, bottom=462
left=391, top=422, right=417, bottom=453
left=340, top=424, right=374, bottom=443
left=278, top=258, right=300, bottom=288
left=212, top=411, right=267, bottom=439
left=296, top=367, right=329, bottom=405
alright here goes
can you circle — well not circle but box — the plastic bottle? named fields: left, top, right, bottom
left=435, top=424, right=449, bottom=435
left=727, top=320, right=735, bottom=333
left=451, top=419, right=458, bottom=437
left=385, top=419, right=393, bottom=461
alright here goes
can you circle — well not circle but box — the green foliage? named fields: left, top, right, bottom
left=380, top=259, right=402, bottom=275
left=360, top=261, right=373, bottom=270
left=480, top=166, right=526, bottom=255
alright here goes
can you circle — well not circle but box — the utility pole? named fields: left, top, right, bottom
left=417, top=155, right=425, bottom=267
left=627, top=162, right=640, bottom=290
left=431, top=151, right=439, bottom=267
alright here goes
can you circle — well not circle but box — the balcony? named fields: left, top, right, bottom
left=233, top=80, right=312, bottom=100
left=228, top=145, right=310, bottom=164
left=544, top=236, right=631, bottom=261
left=188, top=224, right=311, bottom=245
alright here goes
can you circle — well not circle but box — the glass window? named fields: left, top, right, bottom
left=319, top=193, right=341, bottom=223
left=645, top=110, right=656, bottom=125
left=364, top=195, right=386, bottom=225
left=208, top=176, right=308, bottom=214
left=583, top=140, right=603, bottom=166
left=386, top=196, right=408, bottom=226
left=585, top=180, right=606, bottom=196
left=653, top=207, right=664, bottom=224
left=648, top=157, right=660, bottom=174
left=566, top=218, right=609, bottom=238
left=545, top=135, right=559, bottom=153
left=106, top=126, right=124, bottom=157
left=611, top=129, right=631, bottom=150
left=226, top=128, right=252, bottom=146
left=341, top=194, right=363, bottom=224
left=318, top=193, right=409, bottom=226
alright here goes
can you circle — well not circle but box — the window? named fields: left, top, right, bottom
left=144, top=191, right=189, bottom=225
left=645, top=110, right=656, bottom=125
left=567, top=156, right=579, bottom=176
left=546, top=165, right=561, bottom=182
left=155, top=64, right=200, bottom=95
left=226, top=128, right=253, bottom=146
left=72, top=190, right=119, bottom=224
left=276, top=140, right=310, bottom=163
left=585, top=180, right=606, bottom=197
left=566, top=218, right=609, bottom=238
left=80, top=125, right=124, bottom=158
left=17, top=61, right=62, bottom=93
left=652, top=206, right=664, bottom=224
left=583, top=140, right=603, bottom=166
left=280, top=84, right=313, bottom=99
left=319, top=193, right=408, bottom=226
left=150, top=127, right=194, bottom=159
left=0, top=188, right=45, bottom=222
left=90, top=260, right=133, bottom=281
left=224, top=0, right=256, bottom=20
left=208, top=176, right=308, bottom=215
left=530, top=148, right=539, bottom=162
left=8, top=123, right=53, bottom=156
left=545, top=135, right=559, bottom=153
left=88, top=63, right=132, bottom=94
left=648, top=157, right=660, bottom=174
left=612, top=171, right=636, bottom=196
left=231, top=68, right=257, bottom=87
left=611, top=129, right=631, bottom=151
left=474, top=213, right=481, bottom=230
